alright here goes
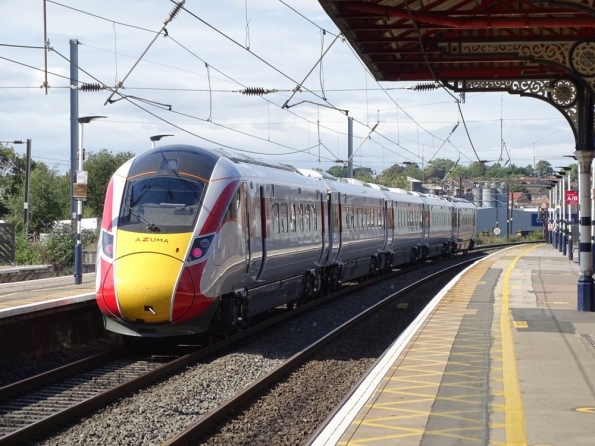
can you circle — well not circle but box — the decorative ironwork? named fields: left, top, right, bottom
left=550, top=79, right=578, bottom=107
left=456, top=42, right=570, bottom=66
left=571, top=42, right=595, bottom=77
left=452, top=79, right=580, bottom=138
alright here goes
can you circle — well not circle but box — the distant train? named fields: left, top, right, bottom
left=95, top=145, right=476, bottom=338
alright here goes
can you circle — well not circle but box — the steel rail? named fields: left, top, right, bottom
left=162, top=256, right=482, bottom=445
left=0, top=244, right=517, bottom=445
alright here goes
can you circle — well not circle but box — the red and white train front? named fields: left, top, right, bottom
left=96, top=145, right=238, bottom=337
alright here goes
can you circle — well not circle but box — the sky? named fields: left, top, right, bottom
left=0, top=0, right=577, bottom=178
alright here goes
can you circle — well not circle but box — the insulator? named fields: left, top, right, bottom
left=241, top=87, right=266, bottom=96
left=411, top=82, right=438, bottom=91
left=79, top=83, right=103, bottom=92
left=167, top=1, right=184, bottom=22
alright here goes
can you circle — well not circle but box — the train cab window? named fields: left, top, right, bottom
left=119, top=175, right=204, bottom=233
left=297, top=204, right=304, bottom=232
left=290, top=203, right=297, bottom=232
left=281, top=203, right=288, bottom=233
left=272, top=203, right=280, bottom=234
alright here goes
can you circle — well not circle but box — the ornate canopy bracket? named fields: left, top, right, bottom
left=450, top=78, right=584, bottom=142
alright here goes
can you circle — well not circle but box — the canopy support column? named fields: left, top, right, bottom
left=575, top=84, right=595, bottom=311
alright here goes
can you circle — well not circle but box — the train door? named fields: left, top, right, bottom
left=328, top=191, right=342, bottom=262
left=387, top=200, right=395, bottom=248
left=421, top=204, right=430, bottom=247
left=452, top=208, right=459, bottom=241
left=242, top=182, right=262, bottom=280
left=255, top=184, right=270, bottom=282
left=318, top=191, right=329, bottom=266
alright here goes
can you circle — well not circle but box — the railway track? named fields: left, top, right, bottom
left=0, top=245, right=517, bottom=445
left=161, top=256, right=481, bottom=445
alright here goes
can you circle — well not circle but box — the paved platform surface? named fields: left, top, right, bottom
left=312, top=244, right=595, bottom=446
left=0, top=273, right=95, bottom=318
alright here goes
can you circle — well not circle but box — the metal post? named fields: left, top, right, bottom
left=23, top=139, right=31, bottom=237
left=592, top=159, right=595, bottom=267
left=568, top=170, right=573, bottom=260
left=74, top=123, right=84, bottom=285
left=70, top=39, right=79, bottom=222
left=74, top=116, right=106, bottom=285
left=506, top=183, right=510, bottom=242
left=347, top=117, right=353, bottom=179
left=576, top=150, right=595, bottom=310
left=559, top=174, right=565, bottom=252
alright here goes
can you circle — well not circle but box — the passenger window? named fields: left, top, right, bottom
left=305, top=205, right=311, bottom=231
left=312, top=205, right=317, bottom=230
left=272, top=203, right=280, bottom=234
left=290, top=203, right=296, bottom=232
left=297, top=204, right=304, bottom=232
left=281, top=203, right=288, bottom=233
left=345, top=206, right=350, bottom=229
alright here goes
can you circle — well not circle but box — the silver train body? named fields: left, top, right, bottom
left=96, top=145, right=477, bottom=338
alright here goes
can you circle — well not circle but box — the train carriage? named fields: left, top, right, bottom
left=386, top=188, right=425, bottom=264
left=96, top=144, right=477, bottom=339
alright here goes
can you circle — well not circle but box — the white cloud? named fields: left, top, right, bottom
left=0, top=0, right=576, bottom=175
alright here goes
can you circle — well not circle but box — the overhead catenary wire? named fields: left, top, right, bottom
left=10, top=0, right=544, bottom=172
left=104, top=0, right=186, bottom=105
left=50, top=47, right=338, bottom=160
left=402, top=0, right=481, bottom=163
left=42, top=0, right=444, bottom=167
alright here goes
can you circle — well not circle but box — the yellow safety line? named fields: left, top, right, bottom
left=501, top=244, right=540, bottom=445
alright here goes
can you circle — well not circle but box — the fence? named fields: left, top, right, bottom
left=0, top=223, right=15, bottom=264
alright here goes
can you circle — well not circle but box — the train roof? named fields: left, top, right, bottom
left=209, top=148, right=301, bottom=173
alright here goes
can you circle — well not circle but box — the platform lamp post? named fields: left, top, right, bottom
left=74, top=116, right=107, bottom=285
left=0, top=139, right=31, bottom=236
left=150, top=134, right=173, bottom=150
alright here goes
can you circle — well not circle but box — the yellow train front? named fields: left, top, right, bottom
left=96, top=145, right=237, bottom=338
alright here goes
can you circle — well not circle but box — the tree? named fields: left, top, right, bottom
left=535, top=160, right=553, bottom=178
left=327, top=165, right=347, bottom=178
left=83, top=149, right=135, bottom=219
left=425, top=158, right=454, bottom=180
left=467, top=161, right=488, bottom=178
left=0, top=143, right=39, bottom=218
left=4, top=163, right=69, bottom=233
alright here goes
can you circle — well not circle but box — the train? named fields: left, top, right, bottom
left=95, top=144, right=476, bottom=339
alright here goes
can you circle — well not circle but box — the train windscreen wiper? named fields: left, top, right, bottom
left=128, top=207, right=160, bottom=232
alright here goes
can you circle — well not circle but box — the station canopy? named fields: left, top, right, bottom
left=317, top=0, right=595, bottom=84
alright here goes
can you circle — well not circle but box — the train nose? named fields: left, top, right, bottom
left=113, top=253, right=195, bottom=323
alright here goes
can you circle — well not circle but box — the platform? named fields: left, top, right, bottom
left=312, top=244, right=595, bottom=446
left=0, top=273, right=95, bottom=319
left=0, top=265, right=54, bottom=283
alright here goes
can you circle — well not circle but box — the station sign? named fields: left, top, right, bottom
left=566, top=190, right=578, bottom=204
left=73, top=170, right=88, bottom=200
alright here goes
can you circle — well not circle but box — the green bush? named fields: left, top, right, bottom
left=14, top=232, right=43, bottom=265
left=39, top=225, right=76, bottom=275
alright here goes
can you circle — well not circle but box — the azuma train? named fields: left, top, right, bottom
left=96, top=144, right=476, bottom=338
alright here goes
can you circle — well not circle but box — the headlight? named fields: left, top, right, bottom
left=188, top=234, right=214, bottom=261
left=101, top=230, right=114, bottom=259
